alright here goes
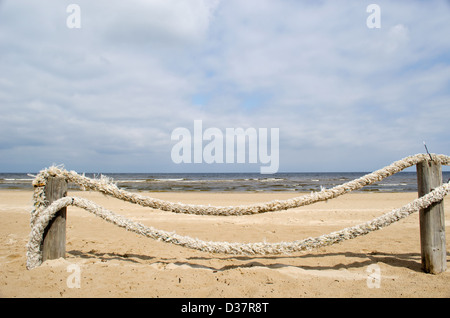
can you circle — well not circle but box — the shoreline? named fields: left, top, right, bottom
left=3, top=170, right=445, bottom=193
left=1, top=189, right=449, bottom=298
left=0, top=188, right=422, bottom=193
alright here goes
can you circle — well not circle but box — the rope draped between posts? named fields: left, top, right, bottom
left=30, top=153, right=450, bottom=220
left=26, top=182, right=450, bottom=270
left=26, top=153, right=450, bottom=269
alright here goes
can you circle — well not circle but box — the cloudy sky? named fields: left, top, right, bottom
left=1, top=0, right=449, bottom=173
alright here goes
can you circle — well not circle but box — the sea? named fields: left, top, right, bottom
left=1, top=171, right=450, bottom=192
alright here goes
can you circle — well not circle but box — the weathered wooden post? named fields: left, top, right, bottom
left=416, top=159, right=446, bottom=274
left=42, top=177, right=67, bottom=262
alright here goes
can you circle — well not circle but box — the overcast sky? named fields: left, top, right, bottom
left=1, top=0, right=449, bottom=173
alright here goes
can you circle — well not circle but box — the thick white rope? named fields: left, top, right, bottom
left=30, top=153, right=450, bottom=221
left=26, top=181, right=450, bottom=270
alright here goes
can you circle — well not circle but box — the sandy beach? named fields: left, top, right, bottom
left=0, top=189, right=449, bottom=298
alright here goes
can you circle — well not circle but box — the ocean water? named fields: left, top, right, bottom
left=1, top=171, right=449, bottom=192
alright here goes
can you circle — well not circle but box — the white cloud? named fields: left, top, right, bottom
left=385, top=24, right=409, bottom=53
left=0, top=0, right=449, bottom=172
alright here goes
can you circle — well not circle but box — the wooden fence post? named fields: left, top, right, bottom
left=42, top=177, right=67, bottom=262
left=416, top=160, right=447, bottom=274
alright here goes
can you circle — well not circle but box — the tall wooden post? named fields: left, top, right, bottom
left=42, top=177, right=67, bottom=262
left=416, top=160, right=446, bottom=274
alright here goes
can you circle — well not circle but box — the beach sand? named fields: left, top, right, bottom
left=0, top=189, right=449, bottom=298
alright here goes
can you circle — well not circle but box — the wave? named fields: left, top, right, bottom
left=2, top=171, right=447, bottom=192
left=259, top=178, right=286, bottom=182
left=117, top=178, right=186, bottom=183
